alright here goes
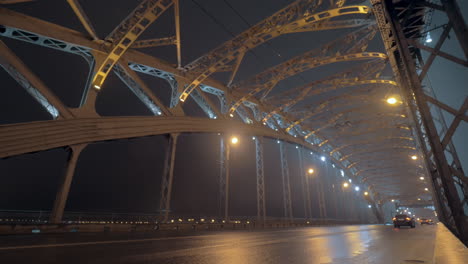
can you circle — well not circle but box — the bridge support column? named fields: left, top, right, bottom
left=219, top=136, right=230, bottom=222
left=298, top=147, right=312, bottom=219
left=255, top=137, right=266, bottom=223
left=50, top=144, right=87, bottom=224
left=159, top=133, right=179, bottom=223
left=279, top=142, right=293, bottom=221
left=316, top=169, right=327, bottom=219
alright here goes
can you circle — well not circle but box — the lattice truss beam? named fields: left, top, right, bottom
left=371, top=0, right=468, bottom=245
left=0, top=0, right=434, bottom=206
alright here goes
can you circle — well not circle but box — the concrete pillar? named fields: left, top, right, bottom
left=49, top=144, right=86, bottom=224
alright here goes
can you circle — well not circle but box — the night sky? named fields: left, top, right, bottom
left=0, top=0, right=466, bottom=218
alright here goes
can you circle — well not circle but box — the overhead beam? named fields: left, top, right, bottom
left=66, top=0, right=99, bottom=40
left=179, top=5, right=371, bottom=101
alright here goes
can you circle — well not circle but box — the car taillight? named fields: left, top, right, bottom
left=406, top=217, right=411, bottom=221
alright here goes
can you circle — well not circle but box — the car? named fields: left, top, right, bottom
left=392, top=214, right=416, bottom=228
left=420, top=218, right=434, bottom=225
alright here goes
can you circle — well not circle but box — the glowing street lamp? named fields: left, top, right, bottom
left=387, top=97, right=398, bottom=105
left=343, top=182, right=349, bottom=188
left=307, top=168, right=314, bottom=175
left=391, top=199, right=395, bottom=202
left=411, top=155, right=418, bottom=160
left=364, top=191, right=369, bottom=196
left=419, top=176, right=425, bottom=180
left=230, top=136, right=239, bottom=145
left=424, top=187, right=429, bottom=191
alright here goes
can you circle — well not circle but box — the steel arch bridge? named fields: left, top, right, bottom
left=0, top=0, right=467, bottom=244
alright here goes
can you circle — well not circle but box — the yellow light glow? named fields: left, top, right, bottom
left=391, top=199, right=395, bottom=202
left=231, top=136, right=239, bottom=144
left=343, top=182, right=349, bottom=188
left=411, top=155, right=418, bottom=160
left=387, top=97, right=397, bottom=104
left=418, top=198, right=421, bottom=201
left=424, top=187, right=429, bottom=191
left=364, top=191, right=369, bottom=196
left=308, top=168, right=314, bottom=174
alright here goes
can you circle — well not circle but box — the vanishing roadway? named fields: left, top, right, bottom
left=0, top=224, right=466, bottom=263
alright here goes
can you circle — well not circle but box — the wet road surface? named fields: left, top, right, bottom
left=0, top=224, right=466, bottom=263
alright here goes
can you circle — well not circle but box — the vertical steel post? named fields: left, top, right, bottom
left=174, top=0, right=182, bottom=68
left=159, top=133, right=179, bottom=223
left=219, top=136, right=230, bottom=221
left=297, top=147, right=307, bottom=218
left=279, top=141, right=293, bottom=221
left=255, top=137, right=266, bottom=223
left=317, top=167, right=327, bottom=219
left=50, top=144, right=86, bottom=224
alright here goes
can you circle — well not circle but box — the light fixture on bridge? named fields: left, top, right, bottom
left=231, top=136, right=239, bottom=145
left=341, top=170, right=345, bottom=177
left=229, top=113, right=234, bottom=117
left=368, top=205, right=372, bottom=208
left=277, top=140, right=280, bottom=144
left=332, top=164, right=335, bottom=168
left=343, top=182, right=349, bottom=188
left=348, top=179, right=352, bottom=183
left=364, top=191, right=369, bottom=196
left=424, top=187, right=429, bottom=191
left=355, top=186, right=360, bottom=192
left=391, top=199, right=395, bottom=202
left=93, top=84, right=101, bottom=90
left=386, top=97, right=398, bottom=105
left=321, top=156, right=326, bottom=162
left=252, top=136, right=256, bottom=140
left=425, top=32, right=433, bottom=43
left=411, top=155, right=418, bottom=160
left=418, top=198, right=421, bottom=201
left=419, top=176, right=425, bottom=180
left=308, top=168, right=314, bottom=175
left=296, top=146, right=299, bottom=149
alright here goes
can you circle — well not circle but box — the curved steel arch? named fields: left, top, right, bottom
left=338, top=146, right=416, bottom=162
left=330, top=136, right=414, bottom=155
left=229, top=52, right=386, bottom=114
left=179, top=5, right=371, bottom=101
left=262, top=78, right=396, bottom=123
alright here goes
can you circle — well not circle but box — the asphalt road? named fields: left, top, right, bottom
left=0, top=224, right=465, bottom=264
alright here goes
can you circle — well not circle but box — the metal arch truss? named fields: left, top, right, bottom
left=179, top=3, right=371, bottom=101
left=371, top=0, right=468, bottom=245
left=255, top=136, right=266, bottom=222
left=92, top=0, right=175, bottom=90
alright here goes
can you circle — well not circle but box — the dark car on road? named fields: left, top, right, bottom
left=392, top=214, right=416, bottom=228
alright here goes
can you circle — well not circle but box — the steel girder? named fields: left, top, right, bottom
left=255, top=137, right=266, bottom=222
left=159, top=133, right=179, bottom=222
left=0, top=1, right=429, bottom=224
left=279, top=141, right=293, bottom=221
left=264, top=78, right=395, bottom=122
left=228, top=30, right=383, bottom=109
left=179, top=2, right=371, bottom=101
left=371, top=0, right=468, bottom=245
left=92, top=0, right=175, bottom=90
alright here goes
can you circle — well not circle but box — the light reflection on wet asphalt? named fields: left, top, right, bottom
left=0, top=224, right=457, bottom=264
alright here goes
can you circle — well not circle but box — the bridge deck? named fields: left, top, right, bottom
left=0, top=224, right=466, bottom=263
